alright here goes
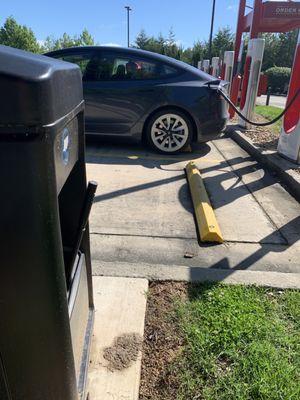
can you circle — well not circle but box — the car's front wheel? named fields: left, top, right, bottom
left=145, top=109, right=193, bottom=154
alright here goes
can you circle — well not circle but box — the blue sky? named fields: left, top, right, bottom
left=1, top=0, right=242, bottom=48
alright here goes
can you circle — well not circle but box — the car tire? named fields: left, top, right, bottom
left=145, top=109, right=193, bottom=154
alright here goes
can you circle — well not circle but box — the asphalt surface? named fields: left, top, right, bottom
left=86, top=136, right=300, bottom=281
left=256, top=95, right=286, bottom=109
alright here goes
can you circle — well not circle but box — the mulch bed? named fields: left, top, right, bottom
left=139, top=282, right=187, bottom=400
left=231, top=114, right=279, bottom=151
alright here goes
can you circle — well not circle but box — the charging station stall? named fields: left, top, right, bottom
left=238, top=38, right=265, bottom=128
left=0, top=45, right=96, bottom=400
left=278, top=30, right=300, bottom=163
left=211, top=57, right=221, bottom=77
left=228, top=0, right=300, bottom=161
left=202, top=59, right=210, bottom=74
left=221, top=50, right=235, bottom=92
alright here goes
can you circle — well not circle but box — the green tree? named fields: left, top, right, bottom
left=0, top=16, right=40, bottom=53
left=43, top=29, right=95, bottom=52
left=181, top=46, right=194, bottom=64
left=135, top=29, right=166, bottom=54
left=261, top=33, right=278, bottom=70
left=135, top=28, right=184, bottom=60
left=135, top=29, right=150, bottom=49
left=165, top=27, right=182, bottom=59
left=210, top=26, right=234, bottom=58
left=156, top=33, right=166, bottom=54
left=79, top=28, right=95, bottom=46
left=133, top=26, right=298, bottom=70
left=265, top=66, right=291, bottom=93
left=191, top=40, right=206, bottom=66
left=275, top=30, right=298, bottom=68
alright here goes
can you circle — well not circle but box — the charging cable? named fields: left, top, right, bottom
left=206, top=80, right=300, bottom=127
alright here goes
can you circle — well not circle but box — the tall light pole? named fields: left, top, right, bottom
left=208, top=0, right=216, bottom=62
left=125, top=6, right=132, bottom=47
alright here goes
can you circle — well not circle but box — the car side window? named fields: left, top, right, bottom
left=56, top=52, right=181, bottom=82
left=110, top=56, right=160, bottom=81
left=68, top=53, right=115, bottom=82
left=52, top=52, right=111, bottom=82
left=83, top=54, right=114, bottom=81
left=82, top=53, right=174, bottom=81
left=56, top=53, right=92, bottom=76
left=71, top=53, right=161, bottom=81
left=159, top=64, right=180, bottom=77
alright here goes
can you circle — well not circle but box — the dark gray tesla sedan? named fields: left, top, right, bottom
left=46, top=46, right=228, bottom=154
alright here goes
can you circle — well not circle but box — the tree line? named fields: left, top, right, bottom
left=0, top=17, right=95, bottom=53
left=0, top=16, right=298, bottom=71
left=134, top=27, right=298, bottom=71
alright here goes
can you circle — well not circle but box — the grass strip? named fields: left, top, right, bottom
left=254, top=105, right=283, bottom=134
left=173, top=284, right=300, bottom=400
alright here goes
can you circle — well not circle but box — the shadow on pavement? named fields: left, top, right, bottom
left=86, top=136, right=212, bottom=169
left=188, top=215, right=300, bottom=281
left=87, top=136, right=300, bottom=277
left=93, top=173, right=186, bottom=203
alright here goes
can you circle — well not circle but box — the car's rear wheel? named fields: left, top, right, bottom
left=145, top=109, right=193, bottom=154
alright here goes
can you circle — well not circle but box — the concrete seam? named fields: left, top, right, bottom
left=92, top=262, right=300, bottom=289
left=90, top=231, right=289, bottom=247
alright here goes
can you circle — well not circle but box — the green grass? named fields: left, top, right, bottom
left=171, top=284, right=300, bottom=400
left=255, top=105, right=283, bottom=134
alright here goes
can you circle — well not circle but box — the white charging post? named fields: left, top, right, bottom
left=197, top=60, right=202, bottom=70
left=211, top=57, right=220, bottom=77
left=278, top=31, right=300, bottom=164
left=202, top=59, right=210, bottom=74
left=239, top=38, right=265, bottom=129
left=223, top=51, right=235, bottom=91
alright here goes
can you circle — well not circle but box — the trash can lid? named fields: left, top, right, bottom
left=0, top=45, right=83, bottom=129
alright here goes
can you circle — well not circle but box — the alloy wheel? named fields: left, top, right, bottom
left=150, top=113, right=189, bottom=153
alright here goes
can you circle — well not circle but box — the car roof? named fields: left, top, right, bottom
left=45, top=46, right=213, bottom=81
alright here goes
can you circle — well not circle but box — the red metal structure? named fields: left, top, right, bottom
left=230, top=0, right=300, bottom=117
left=278, top=30, right=300, bottom=163
left=283, top=32, right=300, bottom=134
left=257, top=74, right=268, bottom=96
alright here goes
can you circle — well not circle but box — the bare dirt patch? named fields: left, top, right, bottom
left=139, top=281, right=187, bottom=400
left=103, top=333, right=143, bottom=371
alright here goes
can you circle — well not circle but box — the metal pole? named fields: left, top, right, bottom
left=125, top=6, right=132, bottom=47
left=208, top=0, right=216, bottom=62
left=266, top=87, right=271, bottom=106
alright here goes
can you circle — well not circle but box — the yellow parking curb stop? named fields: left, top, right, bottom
left=185, top=161, right=223, bottom=243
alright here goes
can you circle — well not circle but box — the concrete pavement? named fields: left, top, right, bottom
left=256, top=94, right=286, bottom=108
left=88, top=277, right=148, bottom=400
left=85, top=138, right=299, bottom=400
left=86, top=137, right=300, bottom=284
left=228, top=127, right=300, bottom=201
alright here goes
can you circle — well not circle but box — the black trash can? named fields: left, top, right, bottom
left=0, top=45, right=96, bottom=400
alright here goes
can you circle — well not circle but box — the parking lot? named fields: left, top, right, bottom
left=256, top=94, right=286, bottom=108
left=86, top=135, right=300, bottom=282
